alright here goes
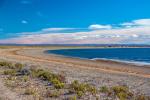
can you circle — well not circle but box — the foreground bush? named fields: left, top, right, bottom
left=111, top=85, right=133, bottom=100
left=3, top=69, right=17, bottom=76
left=1, top=61, right=150, bottom=99
left=0, top=61, right=14, bottom=68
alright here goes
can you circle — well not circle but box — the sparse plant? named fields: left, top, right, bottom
left=70, top=80, right=92, bottom=98
left=88, top=86, right=97, bottom=95
left=7, top=76, right=17, bottom=81
left=0, top=61, right=14, bottom=69
left=77, top=91, right=84, bottom=98
left=100, top=86, right=109, bottom=93
left=3, top=69, right=17, bottom=76
left=22, top=75, right=29, bottom=82
left=111, top=85, right=131, bottom=100
left=51, top=78, right=65, bottom=89
left=46, top=90, right=61, bottom=98
left=69, top=96, right=77, bottom=100
left=14, top=63, right=24, bottom=71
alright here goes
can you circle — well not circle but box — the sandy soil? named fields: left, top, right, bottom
left=0, top=46, right=150, bottom=99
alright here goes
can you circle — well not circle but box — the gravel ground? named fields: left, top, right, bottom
left=0, top=46, right=150, bottom=99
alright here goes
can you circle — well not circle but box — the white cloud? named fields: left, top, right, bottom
left=42, top=28, right=76, bottom=32
left=121, top=19, right=150, bottom=27
left=21, top=20, right=28, bottom=24
left=1, top=18, right=150, bottom=44
left=1, top=26, right=150, bottom=44
left=89, top=24, right=112, bottom=30
left=133, top=19, right=150, bottom=26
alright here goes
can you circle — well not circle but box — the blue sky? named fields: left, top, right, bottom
left=0, top=0, right=150, bottom=44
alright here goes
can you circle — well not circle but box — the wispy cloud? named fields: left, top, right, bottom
left=121, top=19, right=150, bottom=28
left=42, top=28, right=77, bottom=32
left=0, top=19, right=150, bottom=44
left=21, top=20, right=28, bottom=24
left=89, top=24, right=112, bottom=30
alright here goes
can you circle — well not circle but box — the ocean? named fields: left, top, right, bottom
left=47, top=48, right=150, bottom=65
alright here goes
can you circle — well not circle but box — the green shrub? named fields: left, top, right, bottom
left=0, top=61, right=14, bottom=68
left=112, top=86, right=128, bottom=94
left=100, top=86, right=109, bottom=93
left=35, top=69, right=53, bottom=81
left=51, top=78, right=64, bottom=89
left=112, top=86, right=130, bottom=100
left=69, top=96, right=77, bottom=100
left=22, top=75, right=29, bottom=82
left=3, top=69, right=17, bottom=76
left=70, top=80, right=95, bottom=97
left=117, top=92, right=128, bottom=100
left=88, top=86, right=97, bottom=95
left=77, top=91, right=84, bottom=98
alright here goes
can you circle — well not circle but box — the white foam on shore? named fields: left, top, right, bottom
left=91, top=58, right=150, bottom=66
left=46, top=50, right=150, bottom=66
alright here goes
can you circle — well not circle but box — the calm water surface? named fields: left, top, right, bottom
left=47, top=48, right=150, bottom=65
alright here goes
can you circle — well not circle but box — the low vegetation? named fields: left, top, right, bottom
left=0, top=60, right=150, bottom=100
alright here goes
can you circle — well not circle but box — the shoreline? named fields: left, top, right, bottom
left=45, top=49, right=150, bottom=66
left=0, top=46, right=150, bottom=96
left=45, top=47, right=150, bottom=66
left=5, top=46, right=149, bottom=78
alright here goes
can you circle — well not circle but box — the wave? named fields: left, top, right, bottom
left=91, top=58, right=150, bottom=66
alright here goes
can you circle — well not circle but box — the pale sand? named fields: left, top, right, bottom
left=0, top=46, right=150, bottom=98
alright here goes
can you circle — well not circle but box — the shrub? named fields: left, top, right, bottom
left=112, top=86, right=129, bottom=94
left=77, top=91, right=84, bottom=98
left=46, top=90, right=61, bottom=98
left=117, top=92, right=128, bottom=100
left=0, top=61, right=14, bottom=68
left=35, top=69, right=53, bottom=81
left=112, top=86, right=130, bottom=100
left=69, top=96, right=77, bottom=100
left=3, top=69, right=17, bottom=76
left=70, top=80, right=95, bottom=97
left=88, top=86, right=97, bottom=95
left=51, top=78, right=65, bottom=89
left=14, top=63, right=24, bottom=71
left=7, top=76, right=17, bottom=81
left=22, top=75, right=29, bottom=82
left=100, top=86, right=109, bottom=93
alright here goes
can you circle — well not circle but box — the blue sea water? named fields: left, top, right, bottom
left=47, top=48, right=150, bottom=65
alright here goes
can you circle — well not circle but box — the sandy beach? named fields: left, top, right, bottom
left=0, top=46, right=150, bottom=99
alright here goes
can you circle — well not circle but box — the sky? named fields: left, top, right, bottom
left=0, top=0, right=150, bottom=44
